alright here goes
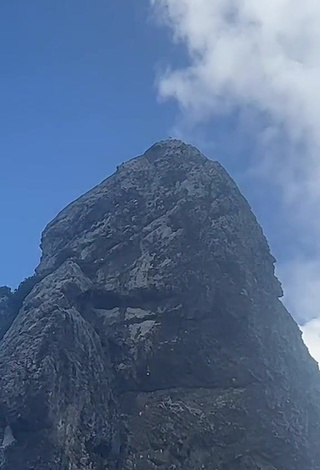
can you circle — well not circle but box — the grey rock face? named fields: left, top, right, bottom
left=0, top=139, right=320, bottom=469
left=0, top=291, right=15, bottom=342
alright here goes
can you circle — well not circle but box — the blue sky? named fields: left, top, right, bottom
left=1, top=0, right=319, bottom=354
left=0, top=0, right=288, bottom=288
left=0, top=0, right=177, bottom=286
left=0, top=0, right=237, bottom=285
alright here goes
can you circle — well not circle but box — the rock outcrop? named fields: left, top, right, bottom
left=0, top=289, right=15, bottom=342
left=0, top=139, right=320, bottom=469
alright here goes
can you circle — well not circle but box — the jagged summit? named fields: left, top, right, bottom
left=143, top=138, right=208, bottom=165
left=148, top=137, right=191, bottom=148
left=0, top=141, right=320, bottom=470
left=117, top=139, right=210, bottom=176
left=150, top=137, right=187, bottom=146
left=115, top=138, right=209, bottom=180
left=37, top=139, right=278, bottom=300
left=146, top=138, right=199, bottom=153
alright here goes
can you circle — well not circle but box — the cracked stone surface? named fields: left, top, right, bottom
left=0, top=139, right=320, bottom=469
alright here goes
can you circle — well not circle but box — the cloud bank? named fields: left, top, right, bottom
left=151, top=0, right=320, bottom=361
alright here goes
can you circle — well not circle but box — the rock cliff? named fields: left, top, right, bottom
left=0, top=290, right=15, bottom=342
left=0, top=139, right=320, bottom=469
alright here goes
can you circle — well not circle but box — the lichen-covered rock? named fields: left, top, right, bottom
left=0, top=139, right=320, bottom=469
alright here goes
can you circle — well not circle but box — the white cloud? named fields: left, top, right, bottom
left=151, top=0, right=320, bottom=359
left=301, top=319, right=320, bottom=364
left=153, top=0, right=320, bottom=137
left=278, top=260, right=320, bottom=322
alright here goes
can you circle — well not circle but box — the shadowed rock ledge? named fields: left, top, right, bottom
left=0, top=139, right=319, bottom=469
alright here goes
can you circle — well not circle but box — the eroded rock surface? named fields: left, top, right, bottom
left=0, top=290, right=15, bottom=342
left=0, top=140, right=320, bottom=469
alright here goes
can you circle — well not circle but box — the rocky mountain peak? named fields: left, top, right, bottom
left=37, top=140, right=280, bottom=300
left=0, top=141, right=320, bottom=470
